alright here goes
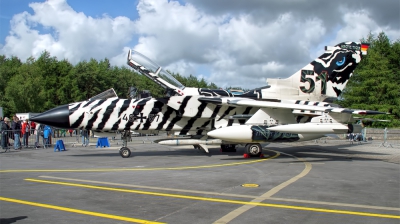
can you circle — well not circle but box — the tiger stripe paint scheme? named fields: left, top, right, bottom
left=67, top=96, right=260, bottom=136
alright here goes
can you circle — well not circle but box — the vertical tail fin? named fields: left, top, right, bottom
left=261, top=42, right=369, bottom=102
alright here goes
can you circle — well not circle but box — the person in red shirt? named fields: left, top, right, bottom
left=21, top=119, right=30, bottom=147
left=30, top=121, right=36, bottom=135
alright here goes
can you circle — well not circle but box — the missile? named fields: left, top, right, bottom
left=207, top=125, right=323, bottom=143
left=267, top=123, right=362, bottom=134
left=155, top=139, right=223, bottom=146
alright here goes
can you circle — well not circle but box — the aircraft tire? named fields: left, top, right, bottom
left=120, top=147, right=131, bottom=158
left=245, top=143, right=262, bottom=157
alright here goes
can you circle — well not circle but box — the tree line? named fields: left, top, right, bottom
left=0, top=52, right=217, bottom=117
left=1, top=32, right=398, bottom=127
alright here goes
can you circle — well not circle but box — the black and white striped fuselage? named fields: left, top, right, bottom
left=68, top=96, right=259, bottom=135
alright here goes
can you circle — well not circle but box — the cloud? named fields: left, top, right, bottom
left=0, top=0, right=399, bottom=89
left=331, top=8, right=400, bottom=45
left=132, top=0, right=328, bottom=88
left=131, top=0, right=399, bottom=88
left=133, top=0, right=221, bottom=64
left=0, top=0, right=135, bottom=64
left=184, top=0, right=399, bottom=31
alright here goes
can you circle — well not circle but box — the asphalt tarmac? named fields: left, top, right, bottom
left=0, top=139, right=399, bottom=224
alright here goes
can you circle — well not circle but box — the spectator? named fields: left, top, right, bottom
left=354, top=133, right=362, bottom=142
left=11, top=116, right=21, bottom=150
left=68, top=129, right=73, bottom=137
left=60, top=129, right=66, bottom=137
left=34, top=124, right=40, bottom=149
left=30, top=121, right=36, bottom=135
left=21, top=119, right=30, bottom=147
left=1, top=117, right=11, bottom=150
left=37, top=124, right=45, bottom=148
left=81, top=129, right=89, bottom=147
left=348, top=133, right=354, bottom=142
left=43, top=125, right=52, bottom=148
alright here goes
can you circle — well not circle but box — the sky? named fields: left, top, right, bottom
left=0, top=0, right=399, bottom=89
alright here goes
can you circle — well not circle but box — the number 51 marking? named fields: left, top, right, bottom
left=300, top=70, right=327, bottom=94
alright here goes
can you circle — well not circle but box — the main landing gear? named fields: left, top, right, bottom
left=220, top=144, right=236, bottom=152
left=220, top=143, right=263, bottom=158
left=119, top=130, right=132, bottom=158
left=244, top=143, right=263, bottom=158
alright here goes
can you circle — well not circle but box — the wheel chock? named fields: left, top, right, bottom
left=243, top=153, right=250, bottom=158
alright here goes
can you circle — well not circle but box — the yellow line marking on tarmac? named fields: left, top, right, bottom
left=24, top=178, right=400, bottom=219
left=0, top=153, right=279, bottom=173
left=0, top=196, right=165, bottom=224
left=38, top=175, right=400, bottom=212
left=214, top=150, right=312, bottom=224
left=39, top=175, right=261, bottom=198
left=267, top=197, right=400, bottom=212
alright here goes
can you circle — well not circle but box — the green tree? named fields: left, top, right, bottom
left=339, top=32, right=400, bottom=127
left=171, top=72, right=219, bottom=89
left=0, top=55, right=22, bottom=116
left=110, top=66, right=141, bottom=98
left=3, top=57, right=46, bottom=114
left=69, top=58, right=112, bottom=100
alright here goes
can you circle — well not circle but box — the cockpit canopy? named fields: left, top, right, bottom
left=128, top=50, right=185, bottom=89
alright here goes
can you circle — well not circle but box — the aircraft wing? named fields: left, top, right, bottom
left=328, top=108, right=389, bottom=115
left=198, top=97, right=388, bottom=115
left=352, top=117, right=391, bottom=122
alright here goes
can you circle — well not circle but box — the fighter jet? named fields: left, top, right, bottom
left=31, top=41, right=385, bottom=158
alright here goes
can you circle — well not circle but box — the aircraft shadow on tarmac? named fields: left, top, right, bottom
left=64, top=143, right=395, bottom=163
left=0, top=216, right=28, bottom=224
left=262, top=144, right=396, bottom=163
left=66, top=148, right=227, bottom=158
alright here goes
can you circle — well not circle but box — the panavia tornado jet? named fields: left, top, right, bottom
left=31, top=41, right=385, bottom=158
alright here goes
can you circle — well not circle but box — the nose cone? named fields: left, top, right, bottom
left=31, top=104, right=70, bottom=128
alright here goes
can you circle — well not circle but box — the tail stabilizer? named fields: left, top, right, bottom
left=261, top=42, right=369, bottom=102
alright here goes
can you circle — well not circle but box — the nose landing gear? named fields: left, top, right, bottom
left=120, top=130, right=132, bottom=158
left=119, top=147, right=131, bottom=158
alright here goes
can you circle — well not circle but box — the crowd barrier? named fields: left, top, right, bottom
left=313, top=128, right=400, bottom=148
left=0, top=128, right=157, bottom=151
left=0, top=129, right=80, bottom=150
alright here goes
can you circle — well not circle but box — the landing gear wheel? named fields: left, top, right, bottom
left=245, top=144, right=262, bottom=157
left=119, top=147, right=131, bottom=158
